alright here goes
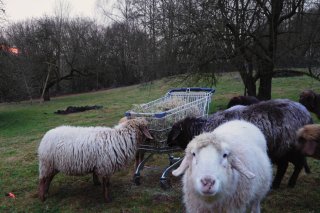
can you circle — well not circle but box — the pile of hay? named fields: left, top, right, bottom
left=130, top=97, right=202, bottom=146
left=132, top=97, right=188, bottom=113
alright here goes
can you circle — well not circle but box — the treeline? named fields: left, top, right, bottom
left=0, top=0, right=320, bottom=102
left=0, top=18, right=168, bottom=102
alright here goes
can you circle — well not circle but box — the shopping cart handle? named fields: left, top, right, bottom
left=168, top=87, right=215, bottom=93
left=125, top=111, right=167, bottom=119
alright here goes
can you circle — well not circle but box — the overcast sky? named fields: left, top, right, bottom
left=4, top=0, right=113, bottom=23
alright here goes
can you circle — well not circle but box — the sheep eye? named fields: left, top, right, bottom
left=223, top=153, right=228, bottom=158
left=192, top=152, right=196, bottom=157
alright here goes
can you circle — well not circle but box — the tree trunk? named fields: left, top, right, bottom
left=245, top=76, right=257, bottom=97
left=257, top=0, right=279, bottom=101
left=237, top=62, right=257, bottom=97
left=40, top=65, right=52, bottom=103
left=257, top=60, right=273, bottom=100
left=43, top=88, right=51, bottom=101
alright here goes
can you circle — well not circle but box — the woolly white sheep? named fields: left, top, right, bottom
left=38, top=118, right=153, bottom=202
left=172, top=120, right=272, bottom=213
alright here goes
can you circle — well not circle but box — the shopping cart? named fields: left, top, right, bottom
left=125, top=87, right=215, bottom=189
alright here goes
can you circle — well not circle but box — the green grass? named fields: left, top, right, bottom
left=1, top=73, right=320, bottom=212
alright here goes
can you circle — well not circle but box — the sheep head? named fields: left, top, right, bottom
left=167, top=117, right=205, bottom=149
left=299, top=90, right=316, bottom=111
left=227, top=96, right=260, bottom=109
left=126, top=118, right=153, bottom=141
left=166, top=118, right=191, bottom=149
left=299, top=90, right=320, bottom=119
left=172, top=133, right=255, bottom=198
left=297, top=124, right=320, bottom=159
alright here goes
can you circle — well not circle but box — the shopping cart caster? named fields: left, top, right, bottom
left=133, top=175, right=141, bottom=186
left=160, top=178, right=171, bottom=190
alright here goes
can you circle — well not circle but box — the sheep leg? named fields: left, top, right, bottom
left=45, top=171, right=58, bottom=193
left=288, top=164, right=303, bottom=188
left=135, top=150, right=145, bottom=170
left=287, top=155, right=306, bottom=187
left=272, top=161, right=288, bottom=189
left=304, top=158, right=311, bottom=174
left=38, top=170, right=58, bottom=201
left=250, top=201, right=261, bottom=213
left=39, top=177, right=47, bottom=201
left=102, top=176, right=112, bottom=203
left=93, top=172, right=101, bottom=185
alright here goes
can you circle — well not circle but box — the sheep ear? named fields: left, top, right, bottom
left=172, top=154, right=191, bottom=176
left=231, top=156, right=255, bottom=179
left=141, top=126, right=153, bottom=139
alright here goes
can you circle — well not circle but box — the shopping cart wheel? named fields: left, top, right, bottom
left=133, top=175, right=141, bottom=186
left=160, top=178, right=171, bottom=190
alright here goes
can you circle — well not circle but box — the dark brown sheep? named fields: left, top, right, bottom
left=299, top=90, right=320, bottom=119
left=227, top=95, right=260, bottom=108
left=167, top=117, right=206, bottom=149
left=297, top=124, right=320, bottom=159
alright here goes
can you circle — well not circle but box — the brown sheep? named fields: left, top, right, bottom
left=297, top=124, right=320, bottom=159
left=299, top=90, right=320, bottom=119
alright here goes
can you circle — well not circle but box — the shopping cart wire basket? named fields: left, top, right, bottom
left=125, top=87, right=215, bottom=188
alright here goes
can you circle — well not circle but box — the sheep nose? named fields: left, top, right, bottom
left=201, top=176, right=215, bottom=188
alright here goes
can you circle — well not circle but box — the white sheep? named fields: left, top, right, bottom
left=172, top=120, right=272, bottom=213
left=38, top=118, right=153, bottom=203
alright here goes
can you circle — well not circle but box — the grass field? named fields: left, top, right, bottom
left=1, top=73, right=320, bottom=212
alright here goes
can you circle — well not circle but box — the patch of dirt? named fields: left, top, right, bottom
left=54, top=105, right=103, bottom=115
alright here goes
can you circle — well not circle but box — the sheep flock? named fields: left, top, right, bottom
left=36, top=89, right=320, bottom=212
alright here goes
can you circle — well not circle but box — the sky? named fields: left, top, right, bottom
left=3, top=0, right=112, bottom=23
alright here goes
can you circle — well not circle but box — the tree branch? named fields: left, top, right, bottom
left=278, top=0, right=303, bottom=25
left=256, top=0, right=271, bottom=18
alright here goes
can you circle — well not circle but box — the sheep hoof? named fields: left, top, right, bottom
left=271, top=183, right=280, bottom=189
left=133, top=175, right=141, bottom=186
left=104, top=197, right=112, bottom=203
left=94, top=182, right=101, bottom=186
left=39, top=194, right=46, bottom=202
left=287, top=182, right=296, bottom=188
left=160, top=179, right=171, bottom=190
left=93, top=173, right=101, bottom=185
left=305, top=166, right=311, bottom=174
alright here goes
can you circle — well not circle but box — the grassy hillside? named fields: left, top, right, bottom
left=1, top=73, right=320, bottom=212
